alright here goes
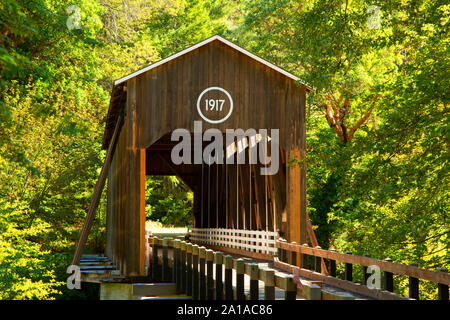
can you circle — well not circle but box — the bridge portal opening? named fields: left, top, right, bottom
left=145, top=132, right=286, bottom=232
left=145, top=133, right=194, bottom=229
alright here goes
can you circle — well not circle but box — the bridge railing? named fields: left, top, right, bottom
left=190, top=228, right=278, bottom=256
left=149, top=236, right=354, bottom=300
left=276, top=240, right=450, bottom=300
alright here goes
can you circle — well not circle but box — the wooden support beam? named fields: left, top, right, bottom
left=228, top=162, right=238, bottom=229
left=254, top=164, right=265, bottom=230
left=271, top=149, right=286, bottom=237
left=286, top=148, right=306, bottom=265
left=156, top=153, right=196, bottom=190
left=267, top=174, right=275, bottom=231
left=125, top=78, right=146, bottom=276
left=72, top=115, right=122, bottom=266
left=239, top=164, right=251, bottom=230
left=306, top=212, right=328, bottom=275
left=139, top=148, right=146, bottom=275
left=249, top=164, right=258, bottom=230
left=238, top=165, right=247, bottom=230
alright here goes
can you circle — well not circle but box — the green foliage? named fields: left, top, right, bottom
left=240, top=0, right=449, bottom=299
left=145, top=0, right=233, bottom=58
left=145, top=176, right=193, bottom=226
left=330, top=1, right=450, bottom=285
left=0, top=199, right=62, bottom=299
left=0, top=77, right=107, bottom=298
left=0, top=0, right=231, bottom=299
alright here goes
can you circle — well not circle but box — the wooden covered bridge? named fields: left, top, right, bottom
left=72, top=36, right=449, bottom=300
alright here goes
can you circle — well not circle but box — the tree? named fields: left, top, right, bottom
left=238, top=2, right=449, bottom=297
left=145, top=176, right=193, bottom=226
left=0, top=0, right=233, bottom=299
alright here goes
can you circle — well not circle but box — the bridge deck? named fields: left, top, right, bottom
left=80, top=251, right=371, bottom=300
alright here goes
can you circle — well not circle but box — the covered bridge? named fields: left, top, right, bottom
left=73, top=35, right=310, bottom=277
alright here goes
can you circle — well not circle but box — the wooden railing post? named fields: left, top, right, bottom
left=262, top=268, right=275, bottom=300
left=279, top=239, right=287, bottom=263
left=345, top=251, right=353, bottom=282
left=290, top=242, right=297, bottom=266
left=277, top=239, right=283, bottom=262
left=186, top=243, right=193, bottom=296
left=383, top=258, right=394, bottom=292
left=192, top=245, right=199, bottom=300
left=302, top=243, right=309, bottom=269
left=408, top=262, right=419, bottom=299
left=152, top=237, right=160, bottom=280
left=329, top=248, right=337, bottom=277
left=362, top=254, right=369, bottom=285
left=169, top=239, right=174, bottom=281
left=206, top=249, right=214, bottom=300
left=199, top=247, right=206, bottom=300
left=284, top=275, right=297, bottom=300
left=248, top=263, right=259, bottom=300
left=235, top=259, right=245, bottom=300
left=437, top=267, right=449, bottom=301
left=215, top=252, right=223, bottom=300
left=224, top=255, right=233, bottom=300
left=162, top=238, right=170, bottom=281
left=314, top=246, right=322, bottom=273
left=309, top=284, right=322, bottom=300
left=180, top=241, right=187, bottom=293
left=174, top=239, right=181, bottom=292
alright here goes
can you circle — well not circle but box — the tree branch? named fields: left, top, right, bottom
left=347, top=95, right=380, bottom=142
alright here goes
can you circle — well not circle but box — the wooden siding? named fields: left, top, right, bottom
left=106, top=39, right=307, bottom=276
left=106, top=79, right=146, bottom=276
left=133, top=40, right=306, bottom=150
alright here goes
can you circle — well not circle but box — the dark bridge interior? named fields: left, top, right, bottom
left=146, top=132, right=287, bottom=233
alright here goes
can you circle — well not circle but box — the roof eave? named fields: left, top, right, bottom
left=113, top=35, right=311, bottom=91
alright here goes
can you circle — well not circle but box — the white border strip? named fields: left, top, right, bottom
left=114, top=35, right=307, bottom=87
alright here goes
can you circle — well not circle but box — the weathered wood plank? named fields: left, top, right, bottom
left=72, top=114, right=123, bottom=266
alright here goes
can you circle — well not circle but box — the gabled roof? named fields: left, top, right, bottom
left=102, top=35, right=310, bottom=149
left=114, top=35, right=310, bottom=89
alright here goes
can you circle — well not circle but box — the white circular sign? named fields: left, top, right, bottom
left=196, top=87, right=233, bottom=124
